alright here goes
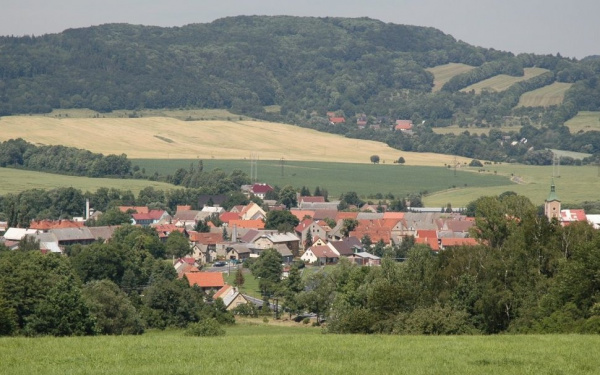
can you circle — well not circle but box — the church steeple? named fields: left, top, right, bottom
left=544, top=179, right=561, bottom=220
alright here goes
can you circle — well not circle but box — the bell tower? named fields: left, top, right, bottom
left=544, top=179, right=561, bottom=221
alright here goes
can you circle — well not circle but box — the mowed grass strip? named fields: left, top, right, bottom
left=426, top=62, right=476, bottom=92
left=460, top=67, right=549, bottom=94
left=1, top=328, right=599, bottom=375
left=0, top=115, right=472, bottom=166
left=0, top=167, right=175, bottom=195
left=517, top=82, right=572, bottom=107
left=565, top=111, right=600, bottom=133
left=424, top=164, right=600, bottom=207
left=132, top=159, right=511, bottom=198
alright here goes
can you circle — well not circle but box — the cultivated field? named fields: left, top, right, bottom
left=132, top=159, right=510, bottom=199
left=1, top=325, right=599, bottom=375
left=426, top=63, right=475, bottom=92
left=0, top=115, right=472, bottom=166
left=565, top=111, right=600, bottom=133
left=424, top=164, right=600, bottom=207
left=460, top=67, right=549, bottom=94
left=0, top=168, right=174, bottom=195
left=37, top=108, right=250, bottom=121
left=517, top=82, right=572, bottom=107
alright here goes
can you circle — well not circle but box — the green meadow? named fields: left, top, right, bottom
left=131, top=159, right=511, bottom=200
left=0, top=167, right=175, bottom=195
left=425, top=164, right=600, bottom=207
left=1, top=325, right=598, bottom=375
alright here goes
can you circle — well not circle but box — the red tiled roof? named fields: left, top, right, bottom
left=416, top=229, right=437, bottom=239
left=251, top=184, right=274, bottom=194
left=176, top=205, right=192, bottom=212
left=329, top=117, right=345, bottom=124
left=395, top=120, right=413, bottom=130
left=295, top=218, right=314, bottom=233
left=290, top=210, right=316, bottom=221
left=336, top=212, right=359, bottom=221
left=132, top=210, right=166, bottom=221
left=300, top=196, right=325, bottom=204
left=188, top=231, right=223, bottom=244
left=415, top=236, right=439, bottom=251
left=185, top=272, right=224, bottom=288
left=383, top=212, right=405, bottom=220
left=213, top=285, right=233, bottom=299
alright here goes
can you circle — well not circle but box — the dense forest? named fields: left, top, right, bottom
left=2, top=16, right=600, bottom=163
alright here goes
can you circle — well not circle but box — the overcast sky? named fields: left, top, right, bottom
left=1, top=0, right=598, bottom=59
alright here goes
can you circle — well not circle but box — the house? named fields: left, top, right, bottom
left=174, top=257, right=200, bottom=277
left=328, top=236, right=364, bottom=257
left=298, top=196, right=325, bottom=205
left=228, top=219, right=265, bottom=230
left=272, top=243, right=294, bottom=264
left=153, top=223, right=187, bottom=242
left=439, top=237, right=478, bottom=250
left=241, top=183, right=274, bottom=199
left=118, top=206, right=149, bottom=214
left=25, top=232, right=61, bottom=254
left=226, top=243, right=252, bottom=262
left=131, top=210, right=171, bottom=226
left=253, top=232, right=300, bottom=257
left=172, top=209, right=203, bottom=228
left=239, top=202, right=267, bottom=221
left=2, top=228, right=40, bottom=241
left=301, top=245, right=339, bottom=265
left=348, top=252, right=381, bottom=266
left=213, top=285, right=249, bottom=310
left=329, top=117, right=345, bottom=125
left=29, top=219, right=84, bottom=231
left=87, top=225, right=120, bottom=243
left=184, top=272, right=225, bottom=292
left=560, top=209, right=587, bottom=226
left=189, top=231, right=224, bottom=264
left=220, top=212, right=241, bottom=225
left=198, top=195, right=227, bottom=208
left=49, top=227, right=95, bottom=247
left=395, top=120, right=413, bottom=131
left=295, top=219, right=331, bottom=249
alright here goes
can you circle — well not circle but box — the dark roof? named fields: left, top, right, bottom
left=198, top=195, right=227, bottom=207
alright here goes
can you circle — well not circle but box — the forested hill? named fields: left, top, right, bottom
left=2, top=16, right=600, bottom=161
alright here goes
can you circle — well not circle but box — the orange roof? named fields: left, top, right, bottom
left=290, top=209, right=316, bottom=221
left=336, top=212, right=359, bottom=221
left=383, top=212, right=405, bottom=220
left=441, top=238, right=478, bottom=247
left=220, top=212, right=241, bottom=224
left=213, top=285, right=233, bottom=299
left=118, top=206, right=149, bottom=214
left=176, top=205, right=192, bottom=212
left=228, top=219, right=265, bottom=230
left=29, top=220, right=84, bottom=230
left=415, top=236, right=439, bottom=251
left=329, top=117, right=345, bottom=124
left=188, top=231, right=223, bottom=244
left=185, top=272, right=225, bottom=288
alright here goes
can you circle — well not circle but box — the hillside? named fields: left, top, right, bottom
left=2, top=16, right=600, bottom=162
left=0, top=114, right=471, bottom=165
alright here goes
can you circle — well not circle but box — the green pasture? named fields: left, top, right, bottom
left=224, top=269, right=261, bottom=298
left=460, top=67, right=548, bottom=94
left=565, top=111, right=600, bottom=133
left=1, top=326, right=599, bottom=375
left=131, top=159, right=511, bottom=199
left=0, top=167, right=175, bottom=195
left=517, top=82, right=572, bottom=107
left=432, top=125, right=523, bottom=136
left=424, top=164, right=600, bottom=207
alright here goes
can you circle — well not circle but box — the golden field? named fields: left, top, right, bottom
left=0, top=115, right=472, bottom=166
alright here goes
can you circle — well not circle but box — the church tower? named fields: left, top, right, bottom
left=544, top=179, right=561, bottom=221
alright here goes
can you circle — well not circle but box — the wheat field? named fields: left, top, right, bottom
left=0, top=116, right=472, bottom=166
left=517, top=82, right=572, bottom=107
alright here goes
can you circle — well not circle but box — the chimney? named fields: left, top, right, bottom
left=231, top=224, right=238, bottom=242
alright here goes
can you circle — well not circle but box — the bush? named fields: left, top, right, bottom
left=302, top=317, right=310, bottom=325
left=232, top=303, right=259, bottom=317
left=185, top=318, right=225, bottom=337
left=469, top=159, right=483, bottom=167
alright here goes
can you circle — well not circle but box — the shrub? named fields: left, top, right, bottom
left=185, top=318, right=225, bottom=337
left=302, top=317, right=310, bottom=325
left=469, top=159, right=483, bottom=167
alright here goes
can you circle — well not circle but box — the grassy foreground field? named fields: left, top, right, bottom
left=460, top=67, right=549, bottom=94
left=132, top=159, right=511, bottom=199
left=0, top=167, right=174, bottom=195
left=424, top=164, right=600, bottom=207
left=1, top=325, right=599, bottom=375
left=0, top=115, right=471, bottom=166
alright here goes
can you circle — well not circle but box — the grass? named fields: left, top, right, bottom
left=0, top=167, right=175, bottom=195
left=0, top=115, right=473, bottom=166
left=1, top=327, right=599, bottom=374
left=548, top=149, right=592, bottom=159
left=224, top=269, right=261, bottom=298
left=35, top=108, right=249, bottom=121
left=131, top=159, right=511, bottom=199
left=517, top=82, right=573, bottom=107
left=565, top=111, right=600, bottom=133
left=423, top=164, right=600, bottom=207
left=426, top=63, right=476, bottom=92
left=460, top=67, right=549, bottom=94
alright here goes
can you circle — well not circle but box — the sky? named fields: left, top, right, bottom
left=1, top=0, right=598, bottom=59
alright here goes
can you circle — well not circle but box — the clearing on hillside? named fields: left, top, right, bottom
left=460, top=67, right=549, bottom=94
left=0, top=116, right=472, bottom=166
left=517, top=82, right=572, bottom=107
left=426, top=63, right=475, bottom=92
left=37, top=108, right=248, bottom=121
left=565, top=111, right=600, bottom=133
left=432, top=125, right=523, bottom=136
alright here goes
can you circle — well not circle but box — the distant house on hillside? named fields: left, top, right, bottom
left=395, top=120, right=413, bottom=131
left=329, top=117, right=345, bottom=125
